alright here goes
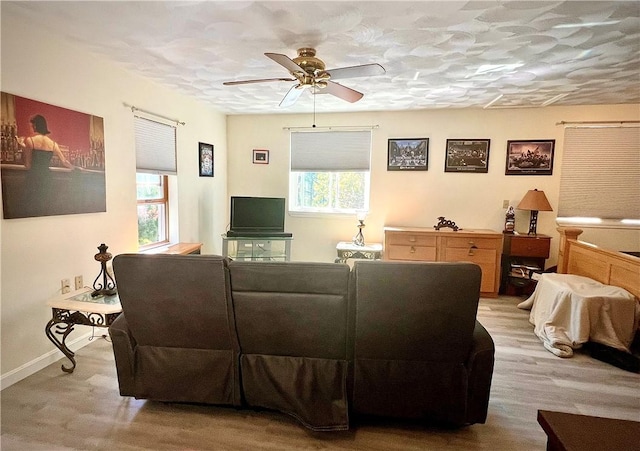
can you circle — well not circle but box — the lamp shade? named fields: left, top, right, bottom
left=517, top=189, right=553, bottom=212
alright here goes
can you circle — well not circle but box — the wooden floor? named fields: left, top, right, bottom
left=2, top=295, right=639, bottom=450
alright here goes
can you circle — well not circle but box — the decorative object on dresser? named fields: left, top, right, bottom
left=505, top=140, right=555, bottom=175
left=433, top=216, right=460, bottom=231
left=503, top=206, right=515, bottom=233
left=383, top=227, right=503, bottom=297
left=352, top=211, right=367, bottom=246
left=517, top=189, right=553, bottom=235
left=444, top=139, right=490, bottom=173
left=91, top=243, right=117, bottom=297
left=387, top=138, right=428, bottom=171
left=500, top=233, right=551, bottom=295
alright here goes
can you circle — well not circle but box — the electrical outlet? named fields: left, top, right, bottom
left=75, top=275, right=83, bottom=290
left=502, top=199, right=510, bottom=209
left=61, top=278, right=71, bottom=294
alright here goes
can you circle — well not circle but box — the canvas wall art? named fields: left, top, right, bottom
left=0, top=92, right=106, bottom=219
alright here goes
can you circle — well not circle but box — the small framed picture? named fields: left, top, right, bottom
left=387, top=138, right=429, bottom=171
left=253, top=149, right=269, bottom=164
left=198, top=142, right=214, bottom=177
left=505, top=140, right=555, bottom=175
left=445, top=139, right=491, bottom=173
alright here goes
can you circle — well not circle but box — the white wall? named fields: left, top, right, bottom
left=1, top=10, right=227, bottom=386
left=228, top=105, right=640, bottom=263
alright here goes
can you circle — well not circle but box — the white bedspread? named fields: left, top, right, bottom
left=517, top=273, right=640, bottom=358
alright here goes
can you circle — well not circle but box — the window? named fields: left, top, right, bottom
left=558, top=126, right=639, bottom=224
left=133, top=115, right=177, bottom=247
left=289, top=130, right=371, bottom=214
left=136, top=173, right=169, bottom=248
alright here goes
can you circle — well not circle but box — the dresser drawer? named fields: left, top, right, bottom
left=443, top=248, right=497, bottom=265
left=386, top=232, right=437, bottom=247
left=386, top=244, right=437, bottom=261
left=509, top=236, right=550, bottom=258
left=442, top=248, right=497, bottom=293
left=444, top=236, right=501, bottom=250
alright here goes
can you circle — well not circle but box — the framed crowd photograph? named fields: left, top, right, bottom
left=505, top=140, right=555, bottom=175
left=387, top=138, right=429, bottom=171
left=198, top=142, right=214, bottom=177
left=445, top=139, right=490, bottom=173
left=252, top=149, right=269, bottom=164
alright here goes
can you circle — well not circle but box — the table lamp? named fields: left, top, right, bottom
left=353, top=211, right=367, bottom=246
left=517, top=189, right=553, bottom=235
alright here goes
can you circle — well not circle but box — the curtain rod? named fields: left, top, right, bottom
left=123, top=102, right=185, bottom=126
left=556, top=120, right=640, bottom=126
left=283, top=125, right=379, bottom=131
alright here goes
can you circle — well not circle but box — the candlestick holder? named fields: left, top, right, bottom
left=91, top=243, right=117, bottom=297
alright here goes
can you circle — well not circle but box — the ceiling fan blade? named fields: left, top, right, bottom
left=279, top=84, right=306, bottom=108
left=324, top=81, right=364, bottom=103
left=223, top=77, right=295, bottom=86
left=265, top=52, right=306, bottom=74
left=326, top=63, right=386, bottom=80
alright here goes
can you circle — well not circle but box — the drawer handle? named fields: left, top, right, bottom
left=468, top=244, right=478, bottom=256
left=410, top=246, right=416, bottom=254
left=408, top=236, right=417, bottom=243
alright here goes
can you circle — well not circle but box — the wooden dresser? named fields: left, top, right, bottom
left=383, top=227, right=503, bottom=297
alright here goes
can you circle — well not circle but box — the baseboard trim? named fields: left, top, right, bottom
left=1, top=331, right=93, bottom=391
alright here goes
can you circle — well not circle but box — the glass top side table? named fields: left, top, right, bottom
left=45, top=288, right=121, bottom=373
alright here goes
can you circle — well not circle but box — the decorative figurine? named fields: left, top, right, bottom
left=504, top=206, right=515, bottom=234
left=434, top=216, right=460, bottom=231
left=91, top=243, right=117, bottom=297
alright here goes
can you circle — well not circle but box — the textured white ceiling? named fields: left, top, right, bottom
left=4, top=1, right=640, bottom=115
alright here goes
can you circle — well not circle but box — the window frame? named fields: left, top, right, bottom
left=136, top=173, right=170, bottom=250
left=289, top=130, right=372, bottom=215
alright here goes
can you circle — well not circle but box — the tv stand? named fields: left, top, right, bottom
left=222, top=234, right=292, bottom=261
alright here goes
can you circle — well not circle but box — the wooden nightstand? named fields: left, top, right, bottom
left=500, top=233, right=551, bottom=295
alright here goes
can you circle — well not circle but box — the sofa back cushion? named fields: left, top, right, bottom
left=352, top=260, right=482, bottom=362
left=113, top=254, right=236, bottom=350
left=228, top=261, right=351, bottom=359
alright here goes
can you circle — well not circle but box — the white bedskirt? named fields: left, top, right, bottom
left=517, top=273, right=640, bottom=357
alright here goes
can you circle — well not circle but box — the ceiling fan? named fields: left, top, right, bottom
left=223, top=48, right=386, bottom=107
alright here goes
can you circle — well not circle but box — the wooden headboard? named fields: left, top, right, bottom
left=557, top=227, right=640, bottom=299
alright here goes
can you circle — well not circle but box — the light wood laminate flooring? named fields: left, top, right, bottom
left=2, top=295, right=639, bottom=450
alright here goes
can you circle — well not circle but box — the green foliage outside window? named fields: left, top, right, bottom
left=293, top=171, right=367, bottom=212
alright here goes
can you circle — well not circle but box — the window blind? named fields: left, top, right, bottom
left=558, top=126, right=640, bottom=219
left=134, top=116, right=177, bottom=175
left=290, top=130, right=371, bottom=171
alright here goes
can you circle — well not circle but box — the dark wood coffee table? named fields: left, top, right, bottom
left=538, top=410, right=640, bottom=451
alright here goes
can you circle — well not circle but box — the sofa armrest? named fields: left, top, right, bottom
left=108, top=313, right=136, bottom=396
left=465, top=320, right=495, bottom=424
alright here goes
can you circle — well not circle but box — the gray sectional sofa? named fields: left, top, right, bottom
left=109, top=254, right=494, bottom=431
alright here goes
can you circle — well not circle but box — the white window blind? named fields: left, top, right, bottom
left=134, top=116, right=177, bottom=175
left=558, top=126, right=640, bottom=220
left=291, top=130, right=371, bottom=171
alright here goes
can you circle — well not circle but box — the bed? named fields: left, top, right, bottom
left=519, top=227, right=640, bottom=358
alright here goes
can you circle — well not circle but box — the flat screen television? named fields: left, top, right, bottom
left=228, top=196, right=290, bottom=237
